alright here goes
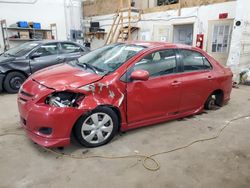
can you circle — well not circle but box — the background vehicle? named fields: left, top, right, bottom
left=17, top=41, right=233, bottom=148
left=0, top=41, right=90, bottom=93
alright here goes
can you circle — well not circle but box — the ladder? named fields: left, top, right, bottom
left=105, top=0, right=141, bottom=45
left=0, top=19, right=10, bottom=51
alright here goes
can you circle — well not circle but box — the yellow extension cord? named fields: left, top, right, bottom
left=1, top=114, right=249, bottom=171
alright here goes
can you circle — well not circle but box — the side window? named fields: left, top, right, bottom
left=61, top=43, right=82, bottom=53
left=35, top=43, right=59, bottom=57
left=179, top=50, right=212, bottom=72
left=133, top=49, right=177, bottom=77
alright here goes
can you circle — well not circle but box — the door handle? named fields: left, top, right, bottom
left=171, top=81, right=181, bottom=86
left=57, top=57, right=65, bottom=61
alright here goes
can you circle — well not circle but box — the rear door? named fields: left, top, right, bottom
left=29, top=42, right=61, bottom=73
left=177, top=49, right=214, bottom=113
left=126, top=48, right=182, bottom=124
left=59, top=42, right=87, bottom=61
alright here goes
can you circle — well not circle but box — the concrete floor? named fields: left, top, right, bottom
left=0, top=86, right=250, bottom=188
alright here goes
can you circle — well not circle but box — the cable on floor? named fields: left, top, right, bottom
left=43, top=114, right=250, bottom=171
left=0, top=132, right=25, bottom=137
left=1, top=114, right=249, bottom=171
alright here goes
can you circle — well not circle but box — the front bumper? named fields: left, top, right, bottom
left=0, top=73, right=5, bottom=92
left=18, top=100, right=86, bottom=147
left=24, top=128, right=70, bottom=147
left=17, top=79, right=86, bottom=147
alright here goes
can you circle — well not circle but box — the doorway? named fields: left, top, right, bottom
left=207, top=19, right=233, bottom=65
left=173, top=24, right=194, bottom=46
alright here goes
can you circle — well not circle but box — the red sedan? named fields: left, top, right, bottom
left=17, top=41, right=233, bottom=148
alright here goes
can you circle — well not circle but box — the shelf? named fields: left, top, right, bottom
left=85, top=32, right=107, bottom=40
left=4, top=27, right=52, bottom=32
left=8, top=38, right=40, bottom=41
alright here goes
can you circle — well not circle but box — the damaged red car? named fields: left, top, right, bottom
left=17, top=41, right=233, bottom=148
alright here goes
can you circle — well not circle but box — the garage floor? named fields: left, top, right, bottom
left=0, top=86, right=250, bottom=188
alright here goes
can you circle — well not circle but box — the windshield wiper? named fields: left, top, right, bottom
left=76, top=61, right=100, bottom=74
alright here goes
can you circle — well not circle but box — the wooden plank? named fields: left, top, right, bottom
left=83, top=0, right=236, bottom=17
left=83, top=0, right=127, bottom=17
left=128, top=0, right=131, bottom=41
left=144, top=0, right=236, bottom=14
left=105, top=12, right=119, bottom=45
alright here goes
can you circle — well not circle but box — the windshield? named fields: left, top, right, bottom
left=4, top=42, right=40, bottom=57
left=76, top=43, right=146, bottom=74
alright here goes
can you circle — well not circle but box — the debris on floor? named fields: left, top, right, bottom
left=240, top=68, right=250, bottom=85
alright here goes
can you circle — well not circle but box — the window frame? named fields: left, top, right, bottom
left=176, top=49, right=213, bottom=73
left=59, top=42, right=84, bottom=54
left=121, top=48, right=181, bottom=82
left=211, top=24, right=231, bottom=53
left=31, top=42, right=60, bottom=58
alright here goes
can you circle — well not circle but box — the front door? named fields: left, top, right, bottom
left=126, top=49, right=182, bottom=124
left=29, top=42, right=61, bottom=73
left=207, top=19, right=233, bottom=65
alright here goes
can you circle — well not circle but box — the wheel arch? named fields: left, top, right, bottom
left=3, top=70, right=28, bottom=80
left=207, top=89, right=224, bottom=106
left=99, top=104, right=122, bottom=130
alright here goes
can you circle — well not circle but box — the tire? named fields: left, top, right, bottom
left=4, top=72, right=26, bottom=94
left=74, top=107, right=119, bottom=148
left=204, top=95, right=216, bottom=110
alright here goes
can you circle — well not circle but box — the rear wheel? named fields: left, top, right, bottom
left=204, top=95, right=216, bottom=110
left=74, top=107, right=119, bottom=147
left=205, top=90, right=224, bottom=110
left=4, top=72, right=26, bottom=93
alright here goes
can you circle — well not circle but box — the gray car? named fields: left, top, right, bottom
left=0, top=41, right=90, bottom=93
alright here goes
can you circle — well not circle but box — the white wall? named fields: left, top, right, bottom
left=0, top=0, right=83, bottom=52
left=227, top=0, right=250, bottom=82
left=87, top=1, right=237, bottom=51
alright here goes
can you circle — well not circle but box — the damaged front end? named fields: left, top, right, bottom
left=77, top=80, right=126, bottom=110
left=45, top=91, right=85, bottom=108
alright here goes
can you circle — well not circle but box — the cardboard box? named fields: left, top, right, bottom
left=19, top=31, right=30, bottom=39
left=44, top=31, right=52, bottom=40
left=28, top=22, right=41, bottom=29
left=33, top=31, right=43, bottom=40
left=17, top=21, right=28, bottom=28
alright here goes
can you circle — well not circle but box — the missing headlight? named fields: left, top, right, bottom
left=45, top=91, right=84, bottom=108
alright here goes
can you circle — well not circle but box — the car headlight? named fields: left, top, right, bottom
left=45, top=91, right=84, bottom=108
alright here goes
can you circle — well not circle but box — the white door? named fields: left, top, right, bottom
left=207, top=19, right=233, bottom=65
left=173, top=24, right=194, bottom=46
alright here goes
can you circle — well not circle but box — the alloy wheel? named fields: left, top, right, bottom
left=81, top=113, right=114, bottom=144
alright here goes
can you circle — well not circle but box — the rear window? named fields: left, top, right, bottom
left=179, top=50, right=212, bottom=72
left=61, top=43, right=83, bottom=53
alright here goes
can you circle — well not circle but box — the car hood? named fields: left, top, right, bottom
left=32, top=63, right=103, bottom=90
left=0, top=55, right=16, bottom=64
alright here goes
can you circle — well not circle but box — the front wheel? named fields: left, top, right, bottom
left=74, top=107, right=119, bottom=147
left=4, top=72, right=26, bottom=93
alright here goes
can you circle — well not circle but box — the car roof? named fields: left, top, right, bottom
left=28, top=40, right=81, bottom=45
left=123, top=40, right=195, bottom=50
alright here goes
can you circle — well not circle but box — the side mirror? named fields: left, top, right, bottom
left=30, top=52, right=42, bottom=59
left=130, top=70, right=149, bottom=81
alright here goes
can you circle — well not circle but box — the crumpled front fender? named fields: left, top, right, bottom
left=79, top=80, right=126, bottom=110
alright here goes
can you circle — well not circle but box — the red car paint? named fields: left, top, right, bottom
left=17, top=41, right=233, bottom=147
